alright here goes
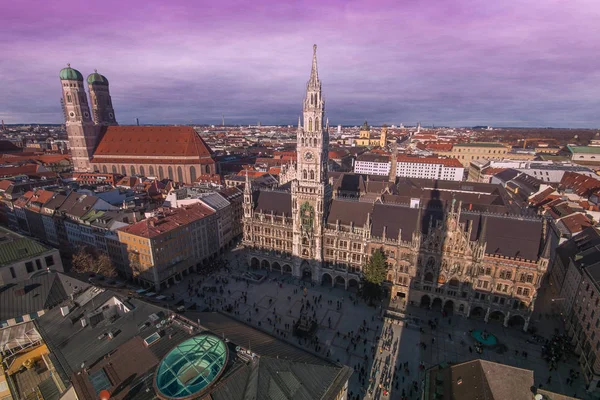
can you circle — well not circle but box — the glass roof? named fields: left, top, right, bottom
left=155, top=335, right=228, bottom=399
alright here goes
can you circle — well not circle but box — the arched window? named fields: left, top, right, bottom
left=308, top=118, right=313, bottom=132
left=102, top=165, right=107, bottom=173
left=139, top=166, right=145, bottom=176
left=315, top=118, right=319, bottom=131
left=149, top=166, right=155, bottom=177
left=130, top=166, right=136, bottom=176
left=158, top=166, right=164, bottom=180
left=302, top=138, right=305, bottom=146
left=426, top=257, right=436, bottom=269
left=121, top=166, right=126, bottom=176
left=177, top=166, right=183, bottom=183
left=112, top=165, right=117, bottom=174
left=310, top=170, right=315, bottom=180
left=205, top=165, right=210, bottom=174
left=303, top=170, right=307, bottom=180
left=190, top=166, right=197, bottom=182
left=168, top=166, right=174, bottom=180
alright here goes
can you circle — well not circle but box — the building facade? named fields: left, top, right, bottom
left=59, top=66, right=216, bottom=182
left=354, top=154, right=464, bottom=181
left=118, top=204, right=219, bottom=290
left=443, top=143, right=510, bottom=168
left=242, top=46, right=550, bottom=330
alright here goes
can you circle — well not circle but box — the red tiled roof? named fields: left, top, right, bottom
left=328, top=150, right=348, bottom=159
left=237, top=170, right=267, bottom=178
left=91, top=126, right=214, bottom=162
left=268, top=167, right=281, bottom=175
left=117, top=176, right=139, bottom=187
left=559, top=171, right=600, bottom=197
left=118, top=204, right=215, bottom=238
left=424, top=143, right=453, bottom=152
left=528, top=187, right=558, bottom=206
left=196, top=174, right=223, bottom=184
left=14, top=191, right=34, bottom=208
left=0, top=164, right=40, bottom=177
left=558, top=213, right=593, bottom=234
left=0, top=180, right=12, bottom=191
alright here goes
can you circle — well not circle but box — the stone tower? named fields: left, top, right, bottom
left=60, top=64, right=98, bottom=172
left=359, top=121, right=370, bottom=139
left=292, top=44, right=331, bottom=279
left=380, top=124, right=388, bottom=147
left=87, top=70, right=117, bottom=126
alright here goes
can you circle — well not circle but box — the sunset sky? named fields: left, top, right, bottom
left=2, top=0, right=600, bottom=127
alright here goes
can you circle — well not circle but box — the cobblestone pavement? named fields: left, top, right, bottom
left=155, top=247, right=590, bottom=399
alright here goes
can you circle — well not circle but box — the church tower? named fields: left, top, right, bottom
left=292, top=45, right=331, bottom=277
left=380, top=124, right=388, bottom=148
left=87, top=70, right=117, bottom=126
left=60, top=65, right=98, bottom=172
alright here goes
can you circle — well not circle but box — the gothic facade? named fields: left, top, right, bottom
left=242, top=46, right=551, bottom=331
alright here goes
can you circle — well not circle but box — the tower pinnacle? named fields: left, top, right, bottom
left=308, top=44, right=319, bottom=87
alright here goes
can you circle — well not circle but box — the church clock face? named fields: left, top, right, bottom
left=304, top=151, right=314, bottom=161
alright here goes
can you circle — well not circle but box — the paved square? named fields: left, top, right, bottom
left=156, top=247, right=592, bottom=399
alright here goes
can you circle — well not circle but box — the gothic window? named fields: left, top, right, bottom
left=112, top=165, right=117, bottom=174
left=168, top=166, right=174, bottom=180
left=130, top=165, right=136, bottom=176
left=309, top=118, right=313, bottom=132
left=303, top=170, right=307, bottom=180
left=66, top=94, right=72, bottom=103
left=102, top=165, right=107, bottom=173
left=310, top=170, right=315, bottom=180
left=121, top=166, right=126, bottom=176
left=190, top=166, right=197, bottom=182
left=139, top=166, right=145, bottom=176
left=177, top=167, right=184, bottom=183
left=159, top=166, right=164, bottom=179
left=315, top=118, right=319, bottom=130
left=302, top=138, right=305, bottom=146
left=149, top=166, right=155, bottom=176
left=426, top=257, right=436, bottom=270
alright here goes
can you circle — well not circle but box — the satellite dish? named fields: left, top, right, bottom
left=99, top=389, right=111, bottom=400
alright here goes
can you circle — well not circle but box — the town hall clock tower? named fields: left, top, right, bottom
left=291, top=44, right=332, bottom=280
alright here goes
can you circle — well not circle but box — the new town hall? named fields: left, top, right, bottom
left=242, top=45, right=551, bottom=330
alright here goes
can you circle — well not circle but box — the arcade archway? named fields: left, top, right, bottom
left=420, top=295, right=431, bottom=308
left=321, top=273, right=333, bottom=286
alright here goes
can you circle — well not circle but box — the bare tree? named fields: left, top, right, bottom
left=71, top=246, right=117, bottom=278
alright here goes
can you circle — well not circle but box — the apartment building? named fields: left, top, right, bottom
left=354, top=153, right=464, bottom=181
left=445, top=143, right=510, bottom=168
left=550, top=227, right=600, bottom=392
left=117, top=204, right=219, bottom=290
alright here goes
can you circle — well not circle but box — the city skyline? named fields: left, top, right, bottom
left=2, top=0, right=600, bottom=127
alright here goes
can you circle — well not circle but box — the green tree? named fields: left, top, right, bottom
left=361, top=248, right=388, bottom=304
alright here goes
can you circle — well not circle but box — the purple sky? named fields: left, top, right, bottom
left=2, top=0, right=600, bottom=127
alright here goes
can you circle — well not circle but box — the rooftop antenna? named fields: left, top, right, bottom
left=222, top=114, right=225, bottom=127
left=136, top=118, right=140, bottom=126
